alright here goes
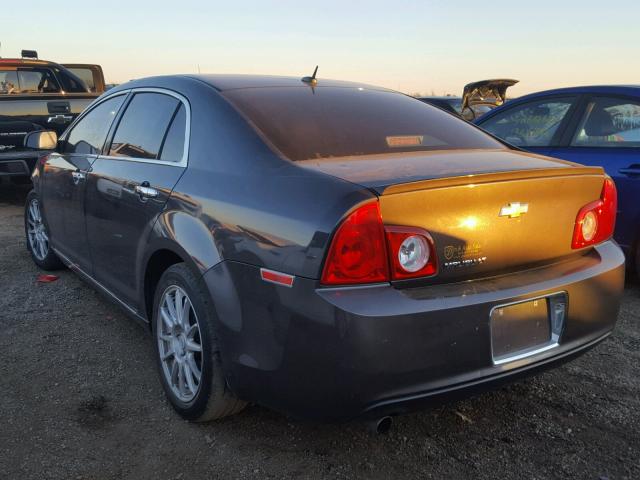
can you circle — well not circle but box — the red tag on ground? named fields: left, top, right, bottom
left=37, top=274, right=59, bottom=283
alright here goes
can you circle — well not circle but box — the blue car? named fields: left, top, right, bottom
left=476, top=85, right=640, bottom=272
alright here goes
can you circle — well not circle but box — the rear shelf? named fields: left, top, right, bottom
left=378, top=168, right=605, bottom=283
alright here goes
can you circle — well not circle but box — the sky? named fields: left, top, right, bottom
left=1, top=0, right=639, bottom=97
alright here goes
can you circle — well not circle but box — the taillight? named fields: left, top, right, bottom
left=321, top=201, right=438, bottom=286
left=571, top=177, right=617, bottom=249
left=321, top=202, right=389, bottom=285
left=385, top=226, right=437, bottom=280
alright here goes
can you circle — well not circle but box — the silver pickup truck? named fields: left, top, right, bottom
left=0, top=51, right=105, bottom=181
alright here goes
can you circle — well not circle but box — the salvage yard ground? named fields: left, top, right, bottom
left=1, top=184, right=639, bottom=480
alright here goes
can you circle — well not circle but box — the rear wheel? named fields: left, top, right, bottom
left=152, top=263, right=246, bottom=421
left=24, top=191, right=64, bottom=270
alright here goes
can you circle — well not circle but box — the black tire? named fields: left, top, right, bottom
left=151, top=263, right=246, bottom=421
left=24, top=190, right=64, bottom=271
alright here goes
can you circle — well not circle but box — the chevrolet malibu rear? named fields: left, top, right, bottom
left=27, top=75, right=624, bottom=424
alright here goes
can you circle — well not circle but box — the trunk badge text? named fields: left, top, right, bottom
left=499, top=202, right=529, bottom=218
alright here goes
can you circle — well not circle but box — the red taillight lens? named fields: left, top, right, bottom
left=571, top=177, right=617, bottom=249
left=321, top=201, right=389, bottom=285
left=385, top=226, right=437, bottom=280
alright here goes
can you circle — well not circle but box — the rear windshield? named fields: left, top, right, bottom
left=223, top=86, right=504, bottom=161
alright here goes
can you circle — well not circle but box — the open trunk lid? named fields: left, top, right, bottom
left=299, top=150, right=606, bottom=282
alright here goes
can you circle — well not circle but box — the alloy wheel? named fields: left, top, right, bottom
left=157, top=285, right=203, bottom=403
left=27, top=198, right=49, bottom=261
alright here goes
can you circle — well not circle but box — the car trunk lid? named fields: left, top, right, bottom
left=299, top=149, right=606, bottom=282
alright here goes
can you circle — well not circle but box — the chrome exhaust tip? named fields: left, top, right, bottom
left=366, top=416, right=393, bottom=434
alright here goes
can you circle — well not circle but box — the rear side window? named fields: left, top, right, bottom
left=480, top=97, right=577, bottom=147
left=222, top=87, right=503, bottom=161
left=64, top=95, right=126, bottom=154
left=159, top=104, right=187, bottom=162
left=53, top=67, right=89, bottom=93
left=109, top=93, right=180, bottom=160
left=571, top=96, right=640, bottom=147
left=65, top=67, right=95, bottom=92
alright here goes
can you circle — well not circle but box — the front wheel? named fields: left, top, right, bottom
left=152, top=263, right=246, bottom=421
left=24, top=191, right=64, bottom=270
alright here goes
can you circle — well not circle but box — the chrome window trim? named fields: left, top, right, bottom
left=62, top=87, right=191, bottom=168
left=104, top=87, right=190, bottom=168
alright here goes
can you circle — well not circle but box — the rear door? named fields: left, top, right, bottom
left=477, top=95, right=581, bottom=157
left=42, top=93, right=127, bottom=271
left=548, top=95, right=640, bottom=253
left=85, top=89, right=189, bottom=308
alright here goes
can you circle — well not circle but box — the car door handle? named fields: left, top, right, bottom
left=618, top=167, right=640, bottom=176
left=135, top=185, right=159, bottom=199
left=71, top=171, right=86, bottom=184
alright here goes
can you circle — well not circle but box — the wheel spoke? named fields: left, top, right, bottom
left=187, top=354, right=201, bottom=379
left=178, top=361, right=186, bottom=395
left=160, top=307, right=173, bottom=330
left=37, top=238, right=46, bottom=259
left=174, top=289, right=184, bottom=323
left=159, top=333, right=173, bottom=343
left=180, top=297, right=191, bottom=328
left=161, top=349, right=175, bottom=361
left=185, top=339, right=201, bottom=352
left=165, top=292, right=178, bottom=323
left=29, top=203, right=38, bottom=222
left=186, top=323, right=198, bottom=339
left=183, top=362, right=197, bottom=393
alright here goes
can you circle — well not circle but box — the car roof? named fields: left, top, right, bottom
left=511, top=84, right=640, bottom=100
left=183, top=74, right=392, bottom=92
left=0, top=58, right=58, bottom=66
left=418, top=96, right=461, bottom=101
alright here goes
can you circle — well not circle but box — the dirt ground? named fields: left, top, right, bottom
left=1, top=183, right=639, bottom=480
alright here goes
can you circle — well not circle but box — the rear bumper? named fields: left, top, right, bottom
left=203, top=241, right=625, bottom=421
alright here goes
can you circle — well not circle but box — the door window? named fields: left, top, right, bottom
left=480, top=97, right=577, bottom=147
left=159, top=105, right=187, bottom=162
left=571, top=97, right=640, bottom=147
left=17, top=69, right=60, bottom=93
left=0, top=69, right=19, bottom=94
left=64, top=95, right=126, bottom=155
left=109, top=93, right=181, bottom=160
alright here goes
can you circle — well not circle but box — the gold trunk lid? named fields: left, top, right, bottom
left=379, top=167, right=606, bottom=282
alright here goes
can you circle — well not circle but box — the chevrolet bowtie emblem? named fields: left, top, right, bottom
left=499, top=202, right=529, bottom=218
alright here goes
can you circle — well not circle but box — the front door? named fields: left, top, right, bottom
left=84, top=91, right=188, bottom=308
left=42, top=94, right=126, bottom=271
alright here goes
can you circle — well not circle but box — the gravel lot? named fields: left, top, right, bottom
left=1, top=183, right=639, bottom=480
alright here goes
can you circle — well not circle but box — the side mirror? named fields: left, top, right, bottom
left=24, top=130, right=58, bottom=150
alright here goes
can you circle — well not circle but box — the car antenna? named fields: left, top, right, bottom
left=301, top=66, right=318, bottom=86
